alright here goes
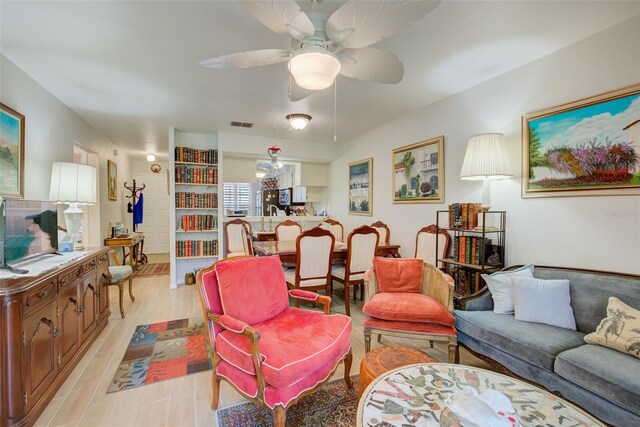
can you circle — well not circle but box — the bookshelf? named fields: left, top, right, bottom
left=435, top=207, right=506, bottom=297
left=169, top=128, right=221, bottom=288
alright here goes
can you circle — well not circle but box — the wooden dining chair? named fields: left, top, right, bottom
left=331, top=225, right=380, bottom=316
left=321, top=218, right=344, bottom=243
left=224, top=218, right=253, bottom=257
left=284, top=227, right=335, bottom=302
left=415, top=225, right=451, bottom=268
left=106, top=250, right=134, bottom=318
left=275, top=219, right=302, bottom=241
left=370, top=221, right=390, bottom=244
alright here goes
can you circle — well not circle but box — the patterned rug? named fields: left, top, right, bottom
left=134, top=262, right=170, bottom=277
left=107, top=317, right=211, bottom=393
left=217, top=374, right=359, bottom=427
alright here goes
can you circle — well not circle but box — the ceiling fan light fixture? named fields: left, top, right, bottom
left=288, top=51, right=341, bottom=90
left=286, top=113, right=312, bottom=130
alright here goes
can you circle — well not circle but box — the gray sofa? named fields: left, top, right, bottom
left=454, top=266, right=640, bottom=426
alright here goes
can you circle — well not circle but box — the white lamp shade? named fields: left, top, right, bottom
left=49, top=162, right=97, bottom=204
left=288, top=51, right=341, bottom=90
left=460, top=133, right=513, bottom=181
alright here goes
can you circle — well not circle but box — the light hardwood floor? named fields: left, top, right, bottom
left=34, top=254, right=488, bottom=427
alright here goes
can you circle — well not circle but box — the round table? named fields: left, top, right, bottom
left=358, top=347, right=437, bottom=397
left=357, top=363, right=604, bottom=426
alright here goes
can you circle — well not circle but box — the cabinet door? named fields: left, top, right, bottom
left=57, top=284, right=80, bottom=370
left=97, top=267, right=110, bottom=323
left=23, top=301, right=58, bottom=410
left=80, top=275, right=98, bottom=342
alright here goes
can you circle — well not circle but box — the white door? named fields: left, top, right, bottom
left=133, top=172, right=170, bottom=254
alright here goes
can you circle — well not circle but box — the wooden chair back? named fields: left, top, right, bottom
left=345, top=225, right=380, bottom=279
left=321, top=218, right=344, bottom=242
left=275, top=219, right=302, bottom=241
left=415, top=224, right=450, bottom=268
left=224, top=219, right=253, bottom=257
left=370, top=221, right=390, bottom=243
left=294, top=227, right=335, bottom=287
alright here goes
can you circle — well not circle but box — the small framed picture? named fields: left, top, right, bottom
left=0, top=103, right=25, bottom=198
left=107, top=160, right=118, bottom=201
left=348, top=158, right=373, bottom=216
left=392, top=136, right=445, bottom=203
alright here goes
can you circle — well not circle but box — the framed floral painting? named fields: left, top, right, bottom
left=108, top=160, right=118, bottom=201
left=0, top=103, right=25, bottom=198
left=392, top=136, right=444, bottom=203
left=348, top=158, right=372, bottom=215
left=522, top=83, right=640, bottom=197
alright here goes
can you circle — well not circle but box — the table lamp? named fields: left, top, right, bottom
left=460, top=133, right=512, bottom=209
left=49, top=162, right=97, bottom=251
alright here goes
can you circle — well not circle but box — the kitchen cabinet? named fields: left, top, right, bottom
left=293, top=186, right=307, bottom=203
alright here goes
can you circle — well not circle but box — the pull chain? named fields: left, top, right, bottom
left=334, top=78, right=337, bottom=142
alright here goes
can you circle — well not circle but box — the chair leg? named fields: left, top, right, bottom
left=117, top=281, right=125, bottom=318
left=364, top=329, right=371, bottom=352
left=429, top=340, right=434, bottom=348
left=359, top=283, right=364, bottom=301
left=128, top=276, right=135, bottom=302
left=343, top=349, right=353, bottom=389
left=272, top=405, right=286, bottom=427
left=448, top=338, right=459, bottom=364
left=211, top=371, right=221, bottom=410
left=377, top=334, right=382, bottom=343
left=344, top=284, right=351, bottom=316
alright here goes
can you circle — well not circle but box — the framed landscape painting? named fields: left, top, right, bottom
left=392, top=136, right=444, bottom=203
left=523, top=83, right=640, bottom=197
left=348, top=158, right=372, bottom=215
left=0, top=103, right=25, bottom=198
left=107, top=160, right=118, bottom=201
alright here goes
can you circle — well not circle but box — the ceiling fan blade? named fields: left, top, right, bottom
left=198, top=49, right=290, bottom=69
left=327, top=0, right=440, bottom=49
left=288, top=79, right=314, bottom=102
left=239, top=0, right=315, bottom=40
left=338, top=48, right=404, bottom=84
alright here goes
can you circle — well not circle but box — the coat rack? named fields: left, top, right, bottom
left=124, top=179, right=145, bottom=232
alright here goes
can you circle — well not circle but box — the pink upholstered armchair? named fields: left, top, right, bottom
left=362, top=258, right=459, bottom=363
left=196, top=256, right=353, bottom=426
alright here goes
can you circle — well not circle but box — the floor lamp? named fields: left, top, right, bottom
left=460, top=133, right=513, bottom=210
left=49, top=162, right=97, bottom=251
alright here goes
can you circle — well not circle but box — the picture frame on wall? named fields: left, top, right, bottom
left=348, top=158, right=373, bottom=216
left=107, top=159, right=118, bottom=201
left=0, top=103, right=25, bottom=199
left=522, top=83, right=640, bottom=198
left=392, top=136, right=444, bottom=203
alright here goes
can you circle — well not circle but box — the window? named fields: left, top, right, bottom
left=223, top=183, right=251, bottom=211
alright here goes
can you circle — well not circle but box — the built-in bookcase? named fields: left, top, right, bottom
left=169, top=128, right=222, bottom=288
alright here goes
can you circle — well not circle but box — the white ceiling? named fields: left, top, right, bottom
left=2, top=1, right=639, bottom=160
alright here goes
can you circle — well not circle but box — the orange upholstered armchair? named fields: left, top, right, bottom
left=362, top=258, right=458, bottom=363
left=197, top=256, right=353, bottom=426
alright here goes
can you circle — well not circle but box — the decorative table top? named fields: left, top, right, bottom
left=357, top=363, right=604, bottom=427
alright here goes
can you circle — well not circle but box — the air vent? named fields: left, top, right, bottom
left=230, top=121, right=254, bottom=128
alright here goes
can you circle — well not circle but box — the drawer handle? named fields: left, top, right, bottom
left=37, top=290, right=50, bottom=298
left=77, top=305, right=86, bottom=314
left=53, top=326, right=60, bottom=337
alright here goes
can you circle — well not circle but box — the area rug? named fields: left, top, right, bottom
left=107, top=317, right=211, bottom=393
left=217, top=375, right=359, bottom=427
left=134, top=262, right=170, bottom=277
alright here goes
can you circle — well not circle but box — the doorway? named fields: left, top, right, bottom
left=132, top=172, right=170, bottom=254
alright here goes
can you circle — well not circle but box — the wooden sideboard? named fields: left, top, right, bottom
left=0, top=248, right=111, bottom=427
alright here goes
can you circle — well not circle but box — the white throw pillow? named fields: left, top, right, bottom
left=482, top=264, right=534, bottom=314
left=511, top=276, right=576, bottom=330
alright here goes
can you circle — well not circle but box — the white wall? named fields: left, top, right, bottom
left=328, top=17, right=640, bottom=275
left=218, top=132, right=337, bottom=163
left=1, top=55, right=132, bottom=246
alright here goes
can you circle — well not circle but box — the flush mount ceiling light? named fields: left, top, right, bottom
left=286, top=113, right=312, bottom=130
left=146, top=154, right=156, bottom=162
left=288, top=50, right=341, bottom=90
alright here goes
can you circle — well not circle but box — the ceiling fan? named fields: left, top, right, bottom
left=199, top=0, right=440, bottom=94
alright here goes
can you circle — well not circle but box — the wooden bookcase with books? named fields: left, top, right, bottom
left=436, top=205, right=506, bottom=297
left=169, top=128, right=221, bottom=287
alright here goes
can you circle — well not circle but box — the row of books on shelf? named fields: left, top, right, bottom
left=175, top=146, right=218, bottom=164
left=179, top=214, right=217, bottom=231
left=175, top=166, right=218, bottom=184
left=450, top=267, right=484, bottom=296
left=452, top=236, right=492, bottom=265
left=176, top=240, right=218, bottom=257
left=448, top=203, right=483, bottom=230
left=175, top=192, right=218, bottom=209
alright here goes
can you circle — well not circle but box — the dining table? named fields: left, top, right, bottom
left=252, top=240, right=401, bottom=264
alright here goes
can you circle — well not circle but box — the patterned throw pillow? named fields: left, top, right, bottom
left=584, top=297, right=640, bottom=359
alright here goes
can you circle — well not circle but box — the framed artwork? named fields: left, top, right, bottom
left=348, top=158, right=373, bottom=215
left=0, top=103, right=25, bottom=198
left=523, top=83, right=640, bottom=198
left=392, top=136, right=444, bottom=203
left=107, top=160, right=118, bottom=201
